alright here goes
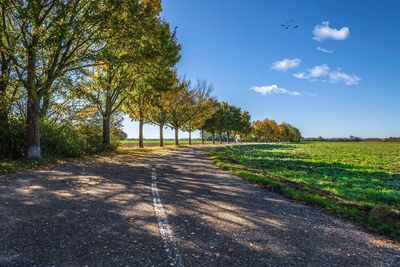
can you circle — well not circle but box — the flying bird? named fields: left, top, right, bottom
left=280, top=19, right=298, bottom=30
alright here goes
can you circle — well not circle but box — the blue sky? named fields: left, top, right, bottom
left=123, top=0, right=400, bottom=138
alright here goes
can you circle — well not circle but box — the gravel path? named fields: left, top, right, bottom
left=0, top=147, right=399, bottom=266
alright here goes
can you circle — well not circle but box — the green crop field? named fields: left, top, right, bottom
left=210, top=142, right=400, bottom=239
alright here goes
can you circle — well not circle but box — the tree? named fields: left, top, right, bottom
left=182, top=80, right=215, bottom=145
left=203, top=100, right=220, bottom=144
left=261, top=119, right=275, bottom=142
left=0, top=4, right=19, bottom=157
left=148, top=72, right=179, bottom=147
left=0, top=3, right=13, bottom=124
left=85, top=63, right=133, bottom=146
left=166, top=77, right=193, bottom=146
left=237, top=111, right=251, bottom=142
left=221, top=103, right=242, bottom=144
left=1, top=0, right=104, bottom=159
left=251, top=120, right=264, bottom=142
left=123, top=79, right=154, bottom=148
left=282, top=123, right=302, bottom=142
left=251, top=118, right=301, bottom=142
left=123, top=63, right=179, bottom=148
left=214, top=102, right=228, bottom=144
left=277, top=124, right=291, bottom=141
left=87, top=0, right=180, bottom=147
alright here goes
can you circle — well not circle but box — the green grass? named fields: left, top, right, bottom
left=209, top=142, right=400, bottom=240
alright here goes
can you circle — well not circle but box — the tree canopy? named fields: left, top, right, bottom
left=0, top=0, right=302, bottom=160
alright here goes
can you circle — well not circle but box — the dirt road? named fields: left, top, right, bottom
left=1, top=147, right=399, bottom=266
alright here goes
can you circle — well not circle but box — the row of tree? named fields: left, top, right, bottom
left=251, top=118, right=301, bottom=142
left=0, top=0, right=302, bottom=160
left=125, top=78, right=216, bottom=147
left=203, top=102, right=251, bottom=144
left=122, top=77, right=254, bottom=147
left=0, top=0, right=181, bottom=159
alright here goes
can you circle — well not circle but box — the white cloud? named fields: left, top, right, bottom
left=294, top=64, right=330, bottom=80
left=313, top=21, right=350, bottom=42
left=308, top=64, right=330, bottom=77
left=329, top=71, right=361, bottom=85
left=293, top=72, right=306, bottom=79
left=251, top=84, right=301, bottom=96
left=271, top=58, right=301, bottom=72
left=294, top=64, right=361, bottom=86
left=316, top=46, right=334, bottom=53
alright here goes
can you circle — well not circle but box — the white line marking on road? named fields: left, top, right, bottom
left=151, top=168, right=184, bottom=267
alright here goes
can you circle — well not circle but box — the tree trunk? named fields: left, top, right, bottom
left=212, top=131, right=215, bottom=145
left=40, top=89, right=51, bottom=118
left=227, top=131, right=230, bottom=144
left=174, top=127, right=179, bottom=146
left=138, top=120, right=144, bottom=148
left=188, top=130, right=192, bottom=145
left=26, top=37, right=41, bottom=160
left=159, top=124, right=164, bottom=147
left=102, top=114, right=111, bottom=146
left=201, top=129, right=205, bottom=145
left=26, top=90, right=41, bottom=160
left=219, top=133, right=222, bottom=144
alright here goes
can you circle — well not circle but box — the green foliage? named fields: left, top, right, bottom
left=0, top=116, right=26, bottom=159
left=77, top=123, right=117, bottom=154
left=1, top=0, right=181, bottom=159
left=251, top=118, right=301, bottom=142
left=182, top=80, right=216, bottom=132
left=40, top=120, right=86, bottom=158
left=210, top=142, right=400, bottom=240
left=40, top=120, right=118, bottom=158
left=203, top=101, right=250, bottom=142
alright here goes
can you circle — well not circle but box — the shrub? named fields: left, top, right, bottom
left=0, top=116, right=27, bottom=159
left=77, top=123, right=109, bottom=155
left=41, top=120, right=119, bottom=157
left=40, top=120, right=86, bottom=158
left=1, top=117, right=119, bottom=160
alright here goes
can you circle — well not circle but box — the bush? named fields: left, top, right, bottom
left=76, top=123, right=114, bottom=155
left=0, top=117, right=27, bottom=159
left=41, top=120, right=119, bottom=157
left=0, top=117, right=119, bottom=160
left=40, top=120, right=86, bottom=158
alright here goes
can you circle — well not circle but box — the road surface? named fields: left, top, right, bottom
left=1, top=147, right=399, bottom=266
